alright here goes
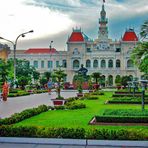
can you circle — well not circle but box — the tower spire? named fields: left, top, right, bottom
left=98, top=0, right=108, bottom=40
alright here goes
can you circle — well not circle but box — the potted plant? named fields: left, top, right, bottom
left=92, top=72, right=101, bottom=91
left=51, top=67, right=67, bottom=106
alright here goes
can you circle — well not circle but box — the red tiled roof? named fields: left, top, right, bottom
left=24, top=48, right=57, bottom=54
left=122, top=30, right=138, bottom=41
left=68, top=32, right=84, bottom=42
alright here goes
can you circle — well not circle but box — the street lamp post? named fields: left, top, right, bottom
left=0, top=30, right=34, bottom=87
left=139, top=80, right=148, bottom=111
left=49, top=41, right=53, bottom=72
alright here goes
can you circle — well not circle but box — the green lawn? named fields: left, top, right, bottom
left=15, top=91, right=148, bottom=130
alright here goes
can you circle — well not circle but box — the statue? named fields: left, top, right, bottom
left=78, top=64, right=88, bottom=76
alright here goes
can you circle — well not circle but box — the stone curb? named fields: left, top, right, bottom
left=87, top=140, right=148, bottom=147
left=0, top=137, right=148, bottom=147
left=0, top=137, right=86, bottom=145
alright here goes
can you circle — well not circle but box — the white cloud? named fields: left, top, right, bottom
left=0, top=0, right=74, bottom=41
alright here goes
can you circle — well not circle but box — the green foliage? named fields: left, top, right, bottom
left=103, top=109, right=148, bottom=116
left=92, top=72, right=101, bottom=84
left=0, top=105, right=48, bottom=125
left=108, top=97, right=148, bottom=104
left=8, top=91, right=30, bottom=97
left=86, top=128, right=147, bottom=140
left=131, top=42, right=148, bottom=74
left=52, top=67, right=67, bottom=98
left=17, top=76, right=31, bottom=90
left=0, top=59, right=11, bottom=85
left=115, top=75, right=121, bottom=86
left=75, top=74, right=84, bottom=93
left=0, top=126, right=147, bottom=140
left=65, top=101, right=86, bottom=110
left=121, top=76, right=132, bottom=88
left=95, top=115, right=148, bottom=123
left=43, top=71, right=52, bottom=80
left=140, top=20, right=148, bottom=40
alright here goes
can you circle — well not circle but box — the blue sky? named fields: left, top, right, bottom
left=0, top=0, right=147, bottom=50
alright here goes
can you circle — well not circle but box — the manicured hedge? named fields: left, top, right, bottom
left=0, top=105, right=48, bottom=125
left=65, top=101, right=86, bottom=110
left=103, top=109, right=148, bottom=116
left=115, top=91, right=142, bottom=94
left=95, top=116, right=148, bottom=123
left=8, top=92, right=30, bottom=97
left=0, top=125, right=147, bottom=140
left=112, top=94, right=144, bottom=97
left=108, top=98, right=148, bottom=104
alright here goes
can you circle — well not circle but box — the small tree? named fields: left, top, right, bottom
left=92, top=72, right=101, bottom=84
left=52, top=67, right=67, bottom=99
left=76, top=74, right=84, bottom=93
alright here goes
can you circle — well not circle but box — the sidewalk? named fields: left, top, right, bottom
left=0, top=91, right=77, bottom=119
left=0, top=137, right=148, bottom=148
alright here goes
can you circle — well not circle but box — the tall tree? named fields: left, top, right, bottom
left=131, top=20, right=148, bottom=75
left=140, top=20, right=148, bottom=40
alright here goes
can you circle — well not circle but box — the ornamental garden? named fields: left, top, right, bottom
left=0, top=21, right=148, bottom=140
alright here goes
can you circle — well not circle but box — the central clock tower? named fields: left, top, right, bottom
left=98, top=3, right=108, bottom=41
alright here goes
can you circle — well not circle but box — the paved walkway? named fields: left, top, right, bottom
left=0, top=137, right=147, bottom=148
left=0, top=90, right=78, bottom=118
left=0, top=133, right=147, bottom=148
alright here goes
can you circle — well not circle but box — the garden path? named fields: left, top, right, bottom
left=0, top=90, right=78, bottom=119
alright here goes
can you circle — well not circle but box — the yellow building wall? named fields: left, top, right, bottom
left=0, top=49, right=8, bottom=61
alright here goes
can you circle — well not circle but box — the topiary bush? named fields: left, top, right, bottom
left=65, top=101, right=86, bottom=110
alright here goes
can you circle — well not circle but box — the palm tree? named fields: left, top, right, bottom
left=92, top=72, right=101, bottom=84
left=52, top=67, right=67, bottom=99
left=131, top=20, right=148, bottom=74
left=140, top=20, right=148, bottom=40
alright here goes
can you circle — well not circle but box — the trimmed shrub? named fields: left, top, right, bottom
left=103, top=109, right=148, bottom=116
left=0, top=105, right=48, bottom=125
left=65, top=101, right=86, bottom=110
left=95, top=116, right=148, bottom=123
left=55, top=106, right=65, bottom=110
left=0, top=126, right=147, bottom=140
left=108, top=97, right=148, bottom=104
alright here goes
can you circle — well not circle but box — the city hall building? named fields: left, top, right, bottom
left=8, top=3, right=141, bottom=86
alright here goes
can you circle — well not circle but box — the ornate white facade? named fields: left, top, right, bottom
left=8, top=3, right=141, bottom=86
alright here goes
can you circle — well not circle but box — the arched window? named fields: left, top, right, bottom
left=108, top=75, right=113, bottom=86
left=48, top=61, right=53, bottom=68
left=116, top=59, right=120, bottom=68
left=73, top=60, right=79, bottom=69
left=127, top=59, right=134, bottom=68
left=108, top=59, right=113, bottom=68
left=101, top=59, right=106, bottom=68
left=129, top=75, right=133, bottom=81
left=86, top=59, right=91, bottom=68
left=100, top=75, right=105, bottom=87
left=33, top=61, right=38, bottom=68
left=93, top=60, right=98, bottom=68
left=62, top=60, right=67, bottom=68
